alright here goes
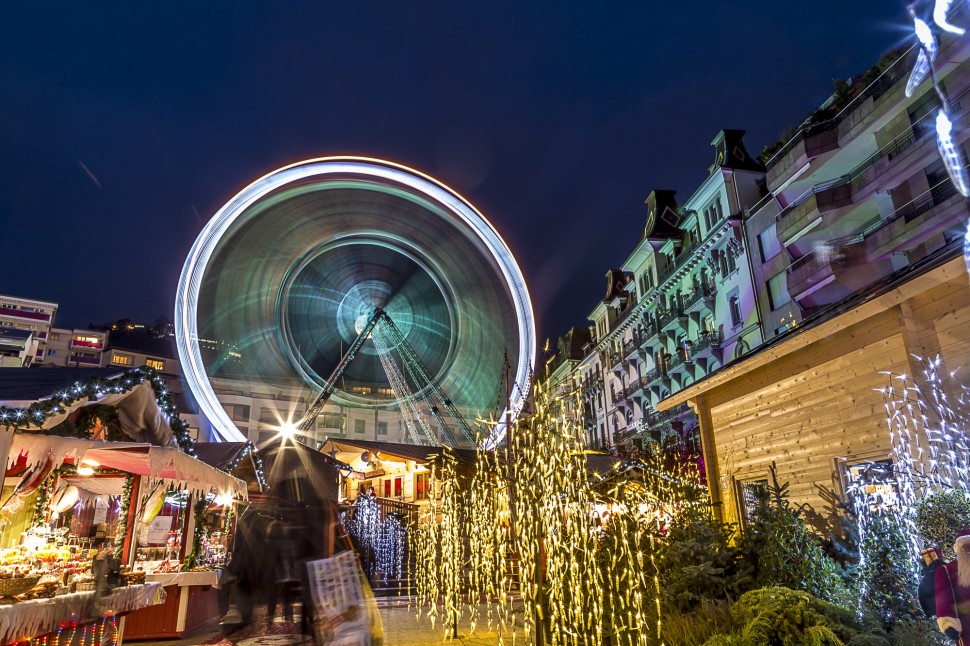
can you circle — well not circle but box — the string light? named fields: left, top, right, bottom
left=410, top=375, right=702, bottom=643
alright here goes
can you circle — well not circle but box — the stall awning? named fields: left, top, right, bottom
left=8, top=434, right=247, bottom=500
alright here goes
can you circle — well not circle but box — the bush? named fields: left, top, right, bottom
left=856, top=511, right=921, bottom=629
left=662, top=599, right=733, bottom=646
left=657, top=505, right=753, bottom=612
left=704, top=587, right=859, bottom=646
left=913, top=489, right=970, bottom=559
left=887, top=620, right=949, bottom=645
left=742, top=467, right=849, bottom=606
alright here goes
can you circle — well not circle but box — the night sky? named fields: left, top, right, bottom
left=1, top=3, right=911, bottom=347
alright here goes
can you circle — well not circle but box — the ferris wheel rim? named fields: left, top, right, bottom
left=175, top=156, right=535, bottom=447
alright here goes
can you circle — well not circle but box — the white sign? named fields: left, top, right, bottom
left=145, top=515, right=174, bottom=545
left=93, top=498, right=109, bottom=525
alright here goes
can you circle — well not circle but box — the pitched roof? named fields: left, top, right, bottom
left=324, top=438, right=479, bottom=466
left=193, top=441, right=251, bottom=471
left=0, top=367, right=127, bottom=403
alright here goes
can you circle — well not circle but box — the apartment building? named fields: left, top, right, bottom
left=576, top=130, right=765, bottom=454
left=659, top=19, right=970, bottom=524
left=0, top=294, right=58, bottom=365
left=44, top=328, right=108, bottom=367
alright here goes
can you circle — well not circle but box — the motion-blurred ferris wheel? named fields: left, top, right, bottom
left=175, top=157, right=535, bottom=448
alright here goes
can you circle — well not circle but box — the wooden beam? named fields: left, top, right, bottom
left=689, top=394, right=723, bottom=523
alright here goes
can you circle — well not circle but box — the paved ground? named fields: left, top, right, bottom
left=128, top=600, right=524, bottom=646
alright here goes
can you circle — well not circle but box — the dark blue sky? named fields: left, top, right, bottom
left=1, top=2, right=911, bottom=345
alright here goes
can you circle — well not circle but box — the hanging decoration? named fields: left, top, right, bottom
left=181, top=498, right=208, bottom=571
left=410, top=375, right=703, bottom=643
left=344, top=494, right=407, bottom=584
left=29, top=474, right=57, bottom=530
left=113, top=475, right=134, bottom=561
left=0, top=367, right=195, bottom=455
left=906, top=2, right=970, bottom=198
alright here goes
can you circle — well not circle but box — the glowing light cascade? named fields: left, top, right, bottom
left=410, top=374, right=703, bottom=644
left=907, top=2, right=970, bottom=199
left=847, top=355, right=970, bottom=616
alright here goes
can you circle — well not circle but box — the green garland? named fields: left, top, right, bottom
left=0, top=367, right=195, bottom=455
left=114, top=474, right=135, bottom=560
left=182, top=498, right=208, bottom=571
left=29, top=474, right=57, bottom=529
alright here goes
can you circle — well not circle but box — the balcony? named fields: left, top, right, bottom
left=623, top=338, right=641, bottom=362
left=775, top=179, right=854, bottom=245
left=70, top=339, right=104, bottom=351
left=68, top=354, right=101, bottom=366
left=864, top=180, right=965, bottom=261
left=765, top=121, right=841, bottom=193
left=682, top=285, right=716, bottom=314
left=0, top=307, right=51, bottom=323
left=659, top=307, right=688, bottom=333
left=644, top=366, right=667, bottom=388
left=689, top=330, right=724, bottom=367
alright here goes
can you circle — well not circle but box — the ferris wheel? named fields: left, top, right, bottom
left=174, top=157, right=535, bottom=448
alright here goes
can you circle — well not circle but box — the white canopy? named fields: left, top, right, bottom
left=8, top=434, right=247, bottom=500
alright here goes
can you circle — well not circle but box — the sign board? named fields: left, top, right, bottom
left=305, top=551, right=381, bottom=645
left=145, top=515, right=174, bottom=545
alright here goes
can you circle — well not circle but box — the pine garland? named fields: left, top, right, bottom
left=29, top=474, right=57, bottom=529
left=182, top=498, right=208, bottom=571
left=114, top=474, right=135, bottom=560
left=0, top=367, right=195, bottom=455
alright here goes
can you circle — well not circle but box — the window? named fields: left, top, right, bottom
left=318, top=412, right=345, bottom=430
left=728, top=292, right=742, bottom=327
left=415, top=472, right=429, bottom=500
left=47, top=349, right=56, bottom=356
left=758, top=224, right=782, bottom=262
left=737, top=478, right=768, bottom=526
left=394, top=477, right=403, bottom=497
left=145, top=358, right=165, bottom=371
left=377, top=421, right=388, bottom=436
left=843, top=459, right=900, bottom=511
left=767, top=271, right=791, bottom=310
left=383, top=479, right=391, bottom=497
left=354, top=419, right=365, bottom=434
left=714, top=198, right=723, bottom=221
left=228, top=404, right=250, bottom=422
left=111, top=353, right=132, bottom=366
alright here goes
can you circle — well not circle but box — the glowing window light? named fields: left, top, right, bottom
left=935, top=110, right=970, bottom=197
left=934, top=0, right=966, bottom=35
left=906, top=18, right=938, bottom=97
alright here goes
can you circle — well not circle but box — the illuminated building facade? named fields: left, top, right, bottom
left=661, top=33, right=970, bottom=523
left=570, top=130, right=766, bottom=453
left=556, top=24, right=970, bottom=525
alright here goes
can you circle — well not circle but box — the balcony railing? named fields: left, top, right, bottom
left=666, top=352, right=687, bottom=371
left=682, top=285, right=715, bottom=311
left=659, top=307, right=685, bottom=329
left=690, top=330, right=724, bottom=356
left=644, top=366, right=666, bottom=384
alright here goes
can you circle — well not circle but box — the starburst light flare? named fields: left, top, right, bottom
left=906, top=17, right=938, bottom=97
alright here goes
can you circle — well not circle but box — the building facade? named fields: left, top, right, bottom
left=554, top=16, right=970, bottom=526
left=575, top=131, right=765, bottom=455
left=45, top=328, right=108, bottom=367
left=661, top=25, right=970, bottom=523
left=0, top=294, right=58, bottom=365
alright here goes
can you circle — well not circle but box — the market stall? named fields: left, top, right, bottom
left=0, top=367, right=247, bottom=643
left=4, top=437, right=247, bottom=641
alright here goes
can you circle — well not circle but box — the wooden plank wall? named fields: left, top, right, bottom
left=706, top=267, right=970, bottom=527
